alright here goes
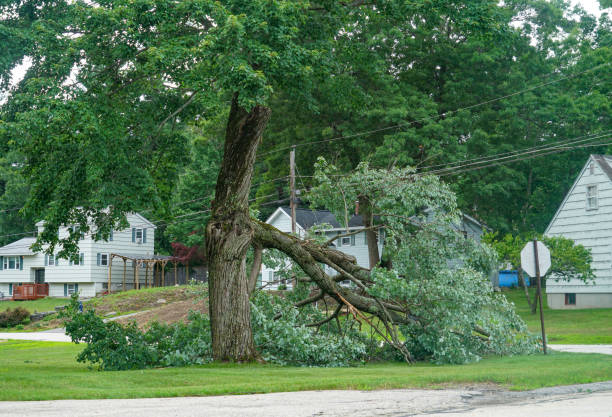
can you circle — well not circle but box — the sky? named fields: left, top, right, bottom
left=576, top=0, right=607, bottom=16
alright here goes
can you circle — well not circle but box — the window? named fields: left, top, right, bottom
left=590, top=163, right=595, bottom=175
left=565, top=293, right=576, bottom=305
left=96, top=229, right=114, bottom=242
left=46, top=254, right=55, bottom=266
left=70, top=226, right=85, bottom=240
left=132, top=227, right=147, bottom=244
left=586, top=185, right=598, bottom=210
left=341, top=236, right=352, bottom=246
left=67, top=284, right=76, bottom=295
left=97, top=253, right=109, bottom=266
left=70, top=253, right=84, bottom=266
left=3, top=256, right=20, bottom=270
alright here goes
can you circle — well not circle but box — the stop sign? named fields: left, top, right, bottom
left=520, top=240, right=551, bottom=277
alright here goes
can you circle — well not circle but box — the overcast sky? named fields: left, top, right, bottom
left=575, top=0, right=607, bottom=16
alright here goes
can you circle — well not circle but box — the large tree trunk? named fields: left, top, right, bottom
left=206, top=94, right=271, bottom=361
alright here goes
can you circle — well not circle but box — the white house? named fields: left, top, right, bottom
left=545, top=154, right=612, bottom=309
left=0, top=212, right=155, bottom=298
left=260, top=206, right=485, bottom=289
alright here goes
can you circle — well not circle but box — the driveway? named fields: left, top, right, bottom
left=549, top=344, right=612, bottom=355
left=1, top=382, right=612, bottom=417
left=0, top=331, right=71, bottom=342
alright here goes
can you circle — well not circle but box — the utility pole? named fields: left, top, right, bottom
left=290, top=145, right=296, bottom=234
left=533, top=239, right=547, bottom=354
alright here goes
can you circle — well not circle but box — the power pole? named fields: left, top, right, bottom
left=290, top=145, right=296, bottom=234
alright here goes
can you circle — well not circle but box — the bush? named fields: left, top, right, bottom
left=251, top=291, right=367, bottom=367
left=0, top=307, right=30, bottom=327
left=62, top=289, right=368, bottom=370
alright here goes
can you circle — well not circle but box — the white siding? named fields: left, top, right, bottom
left=0, top=212, right=155, bottom=296
left=260, top=208, right=382, bottom=289
left=545, top=156, right=612, bottom=295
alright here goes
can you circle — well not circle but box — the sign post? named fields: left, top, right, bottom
left=521, top=240, right=551, bottom=354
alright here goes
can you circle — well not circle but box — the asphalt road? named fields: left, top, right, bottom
left=2, top=382, right=612, bottom=417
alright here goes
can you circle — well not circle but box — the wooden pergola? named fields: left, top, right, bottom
left=108, top=253, right=184, bottom=292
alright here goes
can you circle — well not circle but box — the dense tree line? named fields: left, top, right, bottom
left=0, top=0, right=610, bottom=361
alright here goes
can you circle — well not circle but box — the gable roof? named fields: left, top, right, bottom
left=35, top=212, right=156, bottom=229
left=592, top=155, right=612, bottom=181
left=544, top=154, right=612, bottom=234
left=0, top=237, right=36, bottom=256
left=277, top=206, right=366, bottom=230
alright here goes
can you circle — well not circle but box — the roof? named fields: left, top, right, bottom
left=545, top=154, right=612, bottom=234
left=592, top=155, right=612, bottom=181
left=110, top=253, right=176, bottom=262
left=271, top=206, right=484, bottom=232
left=278, top=206, right=365, bottom=230
left=0, top=237, right=36, bottom=256
left=35, top=212, right=156, bottom=229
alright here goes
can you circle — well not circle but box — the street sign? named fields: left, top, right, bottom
left=520, top=239, right=550, bottom=355
left=520, top=241, right=551, bottom=277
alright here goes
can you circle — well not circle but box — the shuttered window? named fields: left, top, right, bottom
left=3, top=256, right=20, bottom=270
left=586, top=185, right=598, bottom=210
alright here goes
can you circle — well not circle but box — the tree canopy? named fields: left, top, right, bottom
left=1, top=0, right=610, bottom=362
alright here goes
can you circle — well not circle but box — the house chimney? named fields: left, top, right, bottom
left=355, top=200, right=359, bottom=215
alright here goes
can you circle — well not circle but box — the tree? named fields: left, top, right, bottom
left=0, top=153, right=35, bottom=246
left=484, top=233, right=595, bottom=313
left=259, top=159, right=537, bottom=363
left=0, top=0, right=537, bottom=361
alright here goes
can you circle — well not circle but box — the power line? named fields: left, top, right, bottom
left=420, top=130, right=612, bottom=172
left=0, top=192, right=286, bottom=250
left=437, top=139, right=612, bottom=177
left=424, top=131, right=612, bottom=175
left=256, top=61, right=610, bottom=158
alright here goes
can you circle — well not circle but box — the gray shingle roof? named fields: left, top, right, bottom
left=0, top=237, right=36, bottom=256
left=592, top=155, right=612, bottom=182
left=280, top=206, right=365, bottom=229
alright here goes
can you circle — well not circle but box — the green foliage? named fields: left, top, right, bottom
left=0, top=306, right=29, bottom=327
left=483, top=232, right=595, bottom=283
left=371, top=267, right=538, bottom=364
left=251, top=291, right=367, bottom=367
left=305, top=160, right=537, bottom=363
left=63, top=289, right=368, bottom=370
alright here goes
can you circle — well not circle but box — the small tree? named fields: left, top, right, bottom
left=484, top=233, right=595, bottom=313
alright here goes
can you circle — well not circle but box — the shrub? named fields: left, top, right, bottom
left=251, top=291, right=367, bottom=367
left=0, top=307, right=30, bottom=327
left=62, top=289, right=368, bottom=370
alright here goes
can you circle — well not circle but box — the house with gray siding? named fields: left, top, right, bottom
left=545, top=154, right=612, bottom=309
left=0, top=212, right=155, bottom=298
left=261, top=206, right=485, bottom=289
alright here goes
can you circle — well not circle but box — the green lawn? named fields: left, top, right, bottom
left=504, top=288, right=612, bottom=344
left=0, top=340, right=611, bottom=401
left=0, top=297, right=68, bottom=314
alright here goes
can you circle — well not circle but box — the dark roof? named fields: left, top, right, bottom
left=280, top=206, right=364, bottom=229
left=592, top=155, right=612, bottom=182
left=279, top=206, right=486, bottom=232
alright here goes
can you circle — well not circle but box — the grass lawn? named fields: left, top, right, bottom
left=504, top=288, right=612, bottom=344
left=0, top=340, right=611, bottom=401
left=0, top=298, right=68, bottom=314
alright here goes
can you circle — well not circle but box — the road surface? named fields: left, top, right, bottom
left=1, top=382, right=611, bottom=417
